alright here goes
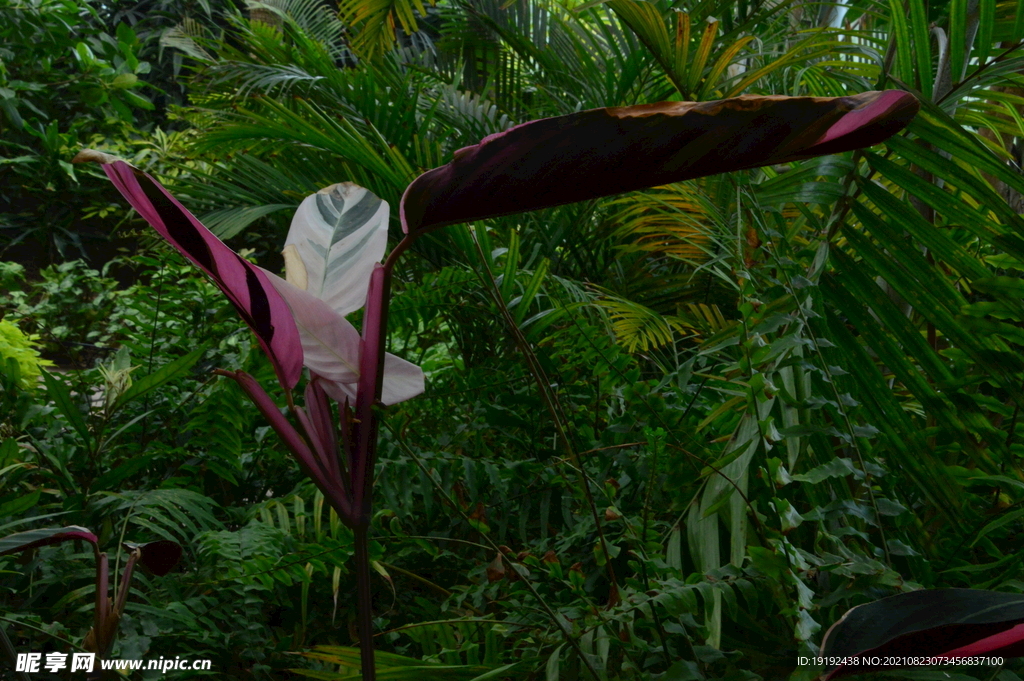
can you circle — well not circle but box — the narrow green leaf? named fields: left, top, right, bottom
left=949, top=0, right=967, bottom=82
left=977, top=0, right=995, bottom=63
left=545, top=644, right=564, bottom=681
left=466, top=661, right=529, bottom=681
left=971, top=507, right=1024, bottom=546
left=205, top=204, right=294, bottom=240
left=849, top=203, right=967, bottom=316
left=500, top=229, right=520, bottom=302
left=89, top=455, right=154, bottom=492
left=675, top=11, right=691, bottom=90
left=909, top=0, right=932, bottom=99
left=856, top=177, right=990, bottom=282
left=866, top=151, right=1024, bottom=260
left=514, top=258, right=549, bottom=326
left=0, top=490, right=40, bottom=518
left=698, top=35, right=753, bottom=100
left=40, top=370, right=91, bottom=448
left=822, top=307, right=962, bottom=519
left=841, top=226, right=1023, bottom=396
left=884, top=134, right=1024, bottom=232
left=687, top=19, right=718, bottom=95
left=115, top=347, right=206, bottom=409
left=889, top=0, right=914, bottom=87
left=1014, top=0, right=1024, bottom=43
left=909, top=108, right=1024, bottom=199
left=608, top=0, right=686, bottom=94
left=828, top=248, right=953, bottom=386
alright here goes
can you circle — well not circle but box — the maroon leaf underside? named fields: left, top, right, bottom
left=102, top=162, right=303, bottom=390
left=821, top=589, right=1024, bottom=679
left=0, top=526, right=99, bottom=556
left=824, top=622, right=1024, bottom=679
left=400, top=90, right=919, bottom=234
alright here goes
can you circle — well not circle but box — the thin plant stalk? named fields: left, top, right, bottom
left=344, top=235, right=414, bottom=680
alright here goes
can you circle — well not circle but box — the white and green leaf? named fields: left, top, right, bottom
left=283, top=182, right=390, bottom=316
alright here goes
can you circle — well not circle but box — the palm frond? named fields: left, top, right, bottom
left=338, top=0, right=433, bottom=59
left=609, top=182, right=715, bottom=264
left=594, top=292, right=697, bottom=352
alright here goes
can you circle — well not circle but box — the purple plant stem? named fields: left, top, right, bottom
left=352, top=264, right=386, bottom=516
left=349, top=265, right=388, bottom=681
left=338, top=397, right=354, bottom=500
left=86, top=549, right=109, bottom=680
left=293, top=405, right=335, bottom=482
left=113, top=550, right=141, bottom=622
left=352, top=523, right=375, bottom=681
left=94, top=550, right=108, bottom=644
left=347, top=237, right=415, bottom=681
left=217, top=369, right=353, bottom=522
left=306, top=378, right=341, bottom=481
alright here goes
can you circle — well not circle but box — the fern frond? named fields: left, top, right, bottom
left=92, top=489, right=222, bottom=545
left=186, top=379, right=248, bottom=484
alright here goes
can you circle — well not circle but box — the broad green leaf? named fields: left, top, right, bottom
left=545, top=644, right=564, bottom=681
left=791, top=457, right=861, bottom=484
left=0, top=490, right=40, bottom=518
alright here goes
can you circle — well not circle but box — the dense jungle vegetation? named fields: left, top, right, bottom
left=3, top=0, right=1024, bottom=678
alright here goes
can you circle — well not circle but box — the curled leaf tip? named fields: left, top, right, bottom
left=810, top=90, right=920, bottom=153
left=72, top=149, right=124, bottom=165
left=282, top=243, right=309, bottom=291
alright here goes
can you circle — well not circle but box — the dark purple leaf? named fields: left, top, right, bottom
left=400, top=90, right=918, bottom=234
left=0, top=526, right=98, bottom=555
left=820, top=588, right=1024, bottom=678
left=124, top=540, right=183, bottom=577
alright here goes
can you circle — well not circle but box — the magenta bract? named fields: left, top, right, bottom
left=101, top=162, right=304, bottom=390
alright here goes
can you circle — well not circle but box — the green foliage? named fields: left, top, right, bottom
left=5, top=0, right=1024, bottom=678
left=0, top=0, right=196, bottom=260
left=2, top=259, right=121, bottom=363
left=0, top=319, right=52, bottom=389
